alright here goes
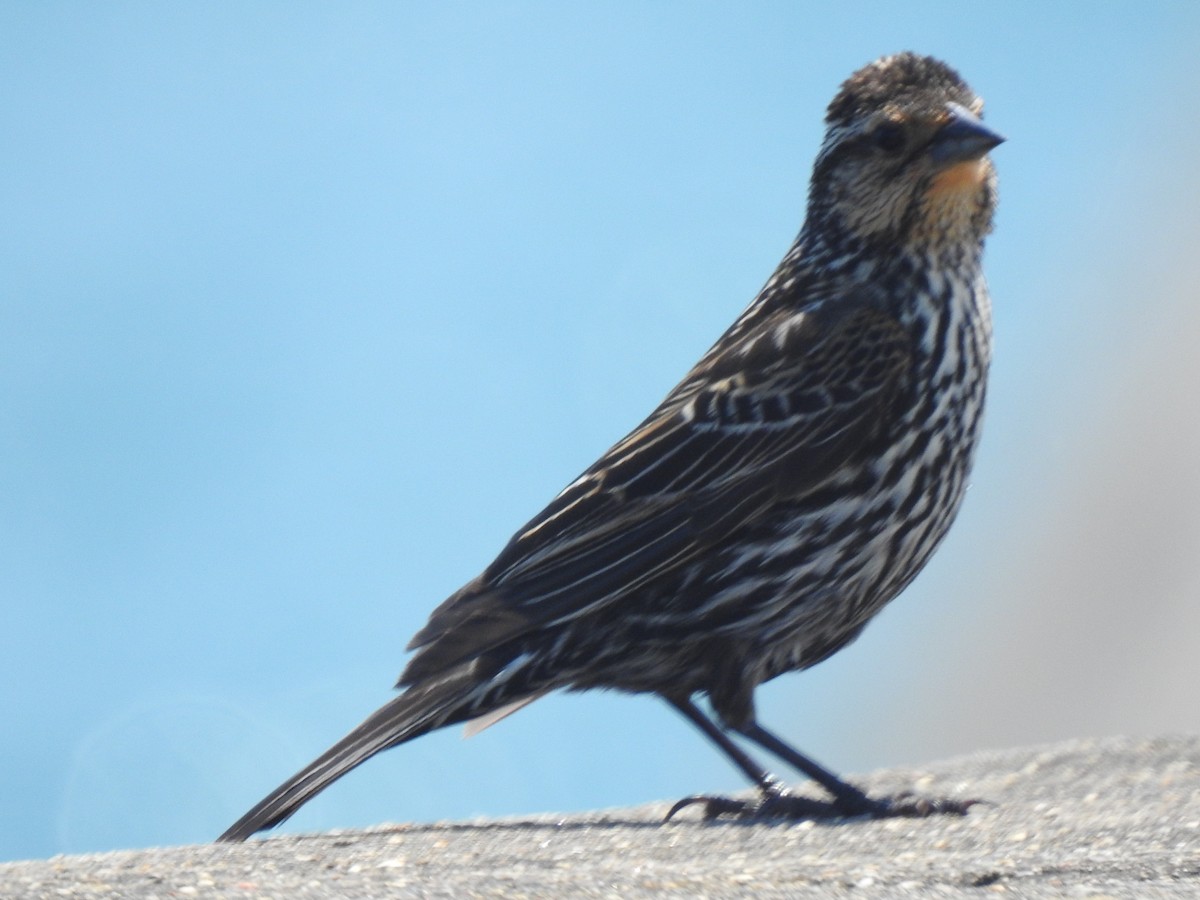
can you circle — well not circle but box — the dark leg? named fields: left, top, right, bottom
left=664, top=698, right=882, bottom=821
left=739, top=721, right=980, bottom=817
left=662, top=696, right=830, bottom=825
left=665, top=698, right=979, bottom=822
left=666, top=697, right=775, bottom=791
left=736, top=721, right=875, bottom=812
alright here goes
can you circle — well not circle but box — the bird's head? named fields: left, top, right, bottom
left=806, top=53, right=1003, bottom=252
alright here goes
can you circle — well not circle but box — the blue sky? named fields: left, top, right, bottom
left=4, top=3, right=1200, bottom=861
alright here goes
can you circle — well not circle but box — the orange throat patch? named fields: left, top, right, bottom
left=927, top=158, right=989, bottom=199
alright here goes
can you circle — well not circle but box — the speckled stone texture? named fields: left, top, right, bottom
left=4, top=735, right=1199, bottom=898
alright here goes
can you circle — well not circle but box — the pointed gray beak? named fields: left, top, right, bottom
left=930, top=102, right=1005, bottom=165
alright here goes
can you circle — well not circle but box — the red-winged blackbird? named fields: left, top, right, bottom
left=219, top=51, right=1002, bottom=842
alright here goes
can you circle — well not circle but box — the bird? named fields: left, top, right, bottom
left=219, top=51, right=1003, bottom=842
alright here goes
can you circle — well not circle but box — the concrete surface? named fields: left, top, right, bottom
left=3, top=735, right=1198, bottom=898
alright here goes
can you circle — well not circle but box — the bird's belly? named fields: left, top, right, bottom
left=761, top=424, right=980, bottom=678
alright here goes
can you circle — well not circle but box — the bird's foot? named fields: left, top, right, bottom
left=665, top=782, right=981, bottom=823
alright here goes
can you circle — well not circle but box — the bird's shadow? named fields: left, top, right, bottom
left=282, top=803, right=904, bottom=846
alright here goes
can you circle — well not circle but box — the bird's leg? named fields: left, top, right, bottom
left=665, top=698, right=978, bottom=822
left=737, top=721, right=979, bottom=818
left=664, top=697, right=794, bottom=821
left=664, top=697, right=773, bottom=788
left=736, top=721, right=876, bottom=813
left=665, top=698, right=869, bottom=821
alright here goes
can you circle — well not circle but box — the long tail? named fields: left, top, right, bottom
left=218, top=676, right=479, bottom=842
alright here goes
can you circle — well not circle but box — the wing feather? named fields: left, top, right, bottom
left=400, top=296, right=913, bottom=685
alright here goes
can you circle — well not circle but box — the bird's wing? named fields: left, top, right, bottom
left=400, top=297, right=914, bottom=685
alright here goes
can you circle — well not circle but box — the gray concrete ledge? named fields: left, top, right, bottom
left=3, top=735, right=1199, bottom=898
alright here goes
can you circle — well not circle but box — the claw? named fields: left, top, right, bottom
left=664, top=785, right=844, bottom=823
left=664, top=794, right=748, bottom=822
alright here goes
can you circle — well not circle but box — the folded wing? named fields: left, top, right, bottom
left=400, top=296, right=915, bottom=686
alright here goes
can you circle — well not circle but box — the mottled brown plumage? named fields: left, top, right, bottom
left=220, top=52, right=1002, bottom=842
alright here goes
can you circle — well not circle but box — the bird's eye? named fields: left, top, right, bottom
left=872, top=122, right=907, bottom=154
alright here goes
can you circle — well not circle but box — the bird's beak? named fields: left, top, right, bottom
left=929, top=103, right=1005, bottom=165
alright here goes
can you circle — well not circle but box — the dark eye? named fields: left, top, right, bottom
left=872, top=122, right=907, bottom=154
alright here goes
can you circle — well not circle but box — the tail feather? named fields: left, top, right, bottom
left=218, top=678, right=473, bottom=842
